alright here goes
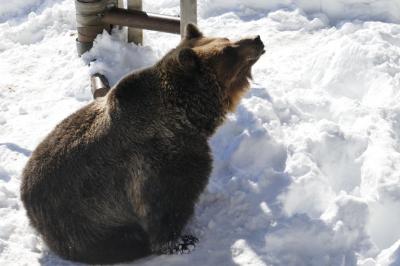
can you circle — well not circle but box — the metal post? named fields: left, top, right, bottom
left=75, top=0, right=107, bottom=56
left=127, top=0, right=143, bottom=44
left=75, top=0, right=119, bottom=56
left=180, top=0, right=197, bottom=37
left=91, top=74, right=110, bottom=98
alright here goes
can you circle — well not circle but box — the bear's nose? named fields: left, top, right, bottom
left=253, top=35, right=264, bottom=48
left=250, top=35, right=265, bottom=55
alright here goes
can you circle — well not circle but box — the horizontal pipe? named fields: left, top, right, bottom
left=101, top=7, right=180, bottom=34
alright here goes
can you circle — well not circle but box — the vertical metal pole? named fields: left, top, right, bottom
left=180, top=0, right=197, bottom=38
left=115, top=0, right=125, bottom=31
left=127, top=0, right=143, bottom=44
left=75, top=0, right=109, bottom=56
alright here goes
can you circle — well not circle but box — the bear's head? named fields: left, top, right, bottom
left=168, top=24, right=265, bottom=112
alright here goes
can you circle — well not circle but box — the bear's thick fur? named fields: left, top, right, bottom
left=20, top=24, right=264, bottom=264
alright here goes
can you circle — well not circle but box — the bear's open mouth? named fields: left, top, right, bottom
left=248, top=49, right=265, bottom=61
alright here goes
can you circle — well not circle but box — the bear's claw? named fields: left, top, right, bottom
left=161, top=235, right=199, bottom=255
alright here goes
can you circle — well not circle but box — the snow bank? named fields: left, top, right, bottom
left=82, top=29, right=157, bottom=86
left=0, top=0, right=75, bottom=51
left=199, top=0, right=400, bottom=24
left=0, top=0, right=62, bottom=23
left=376, top=240, right=400, bottom=266
left=145, top=0, right=400, bottom=24
left=2, top=0, right=400, bottom=266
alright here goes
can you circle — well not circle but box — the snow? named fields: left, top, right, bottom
left=1, top=0, right=400, bottom=265
left=145, top=0, right=400, bottom=24
left=82, top=30, right=157, bottom=87
left=376, top=240, right=400, bottom=266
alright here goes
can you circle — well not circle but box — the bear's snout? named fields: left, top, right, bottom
left=254, top=35, right=264, bottom=48
left=252, top=35, right=265, bottom=55
left=235, top=35, right=265, bottom=61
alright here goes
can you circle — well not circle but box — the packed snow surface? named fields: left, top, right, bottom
left=1, top=0, right=400, bottom=265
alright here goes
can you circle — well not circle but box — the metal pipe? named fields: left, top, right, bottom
left=75, top=0, right=114, bottom=56
left=180, top=0, right=197, bottom=38
left=91, top=73, right=110, bottom=98
left=127, top=0, right=143, bottom=44
left=101, top=7, right=180, bottom=34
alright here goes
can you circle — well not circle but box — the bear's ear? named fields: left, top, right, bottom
left=178, top=48, right=198, bottom=69
left=185, top=23, right=203, bottom=39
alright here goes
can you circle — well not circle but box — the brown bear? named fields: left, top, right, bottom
left=20, top=24, right=264, bottom=264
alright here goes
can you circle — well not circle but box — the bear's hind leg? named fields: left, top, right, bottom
left=68, top=223, right=151, bottom=264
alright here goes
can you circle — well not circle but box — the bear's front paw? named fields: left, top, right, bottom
left=159, top=234, right=199, bottom=255
left=173, top=235, right=199, bottom=254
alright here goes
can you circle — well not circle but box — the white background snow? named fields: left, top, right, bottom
left=1, top=0, right=400, bottom=265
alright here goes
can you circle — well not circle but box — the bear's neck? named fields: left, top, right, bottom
left=158, top=65, right=227, bottom=137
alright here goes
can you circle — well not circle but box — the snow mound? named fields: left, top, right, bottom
left=83, top=29, right=158, bottom=86
left=376, top=240, right=400, bottom=266
left=0, top=0, right=64, bottom=24
left=145, top=0, right=400, bottom=24
left=0, top=0, right=75, bottom=51
left=201, top=0, right=400, bottom=24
